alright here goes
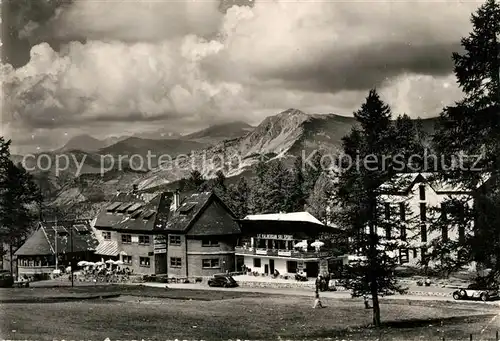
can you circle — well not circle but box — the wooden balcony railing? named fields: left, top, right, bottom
left=235, top=246, right=332, bottom=259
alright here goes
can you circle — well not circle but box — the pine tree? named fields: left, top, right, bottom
left=249, top=158, right=269, bottom=213
left=261, top=160, right=291, bottom=213
left=393, top=115, right=428, bottom=172
left=430, top=0, right=500, bottom=281
left=333, top=90, right=415, bottom=327
left=0, top=137, right=40, bottom=275
left=304, top=150, right=324, bottom=194
left=182, top=170, right=205, bottom=191
left=306, top=172, right=334, bottom=224
left=227, top=177, right=250, bottom=218
left=285, top=157, right=306, bottom=212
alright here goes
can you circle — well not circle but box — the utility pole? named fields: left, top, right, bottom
left=54, top=216, right=58, bottom=271
left=70, top=223, right=74, bottom=287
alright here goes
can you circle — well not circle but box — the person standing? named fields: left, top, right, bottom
left=313, top=292, right=325, bottom=309
left=315, top=275, right=321, bottom=293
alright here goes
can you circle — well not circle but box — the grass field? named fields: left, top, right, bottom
left=1, top=286, right=499, bottom=340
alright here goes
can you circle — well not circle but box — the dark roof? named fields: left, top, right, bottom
left=15, top=220, right=98, bottom=256
left=94, top=192, right=173, bottom=232
left=162, top=191, right=241, bottom=236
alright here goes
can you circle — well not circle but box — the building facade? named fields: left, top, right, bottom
left=378, top=172, right=486, bottom=267
left=14, top=220, right=97, bottom=279
left=162, top=191, right=241, bottom=279
left=93, top=190, right=172, bottom=275
left=93, top=189, right=240, bottom=278
left=235, top=212, right=347, bottom=278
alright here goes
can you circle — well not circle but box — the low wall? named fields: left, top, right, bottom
left=236, top=280, right=349, bottom=291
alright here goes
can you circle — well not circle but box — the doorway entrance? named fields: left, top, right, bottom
left=287, top=261, right=297, bottom=273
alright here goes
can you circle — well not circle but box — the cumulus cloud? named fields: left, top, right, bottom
left=1, top=0, right=483, bottom=152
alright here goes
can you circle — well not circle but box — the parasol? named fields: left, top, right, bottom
left=310, top=241, right=324, bottom=248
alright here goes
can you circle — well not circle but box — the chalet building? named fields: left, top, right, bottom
left=92, top=188, right=240, bottom=278
left=235, top=212, right=347, bottom=278
left=92, top=190, right=173, bottom=275
left=161, top=191, right=241, bottom=278
left=378, top=172, right=489, bottom=267
left=14, top=220, right=97, bottom=279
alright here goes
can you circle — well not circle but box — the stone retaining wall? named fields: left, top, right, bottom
left=236, top=280, right=349, bottom=291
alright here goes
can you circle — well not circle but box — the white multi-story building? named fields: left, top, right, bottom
left=378, top=172, right=489, bottom=267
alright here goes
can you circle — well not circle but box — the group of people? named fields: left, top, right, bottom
left=315, top=274, right=336, bottom=292
left=76, top=265, right=133, bottom=283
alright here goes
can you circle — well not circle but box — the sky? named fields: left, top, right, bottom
left=0, top=0, right=484, bottom=154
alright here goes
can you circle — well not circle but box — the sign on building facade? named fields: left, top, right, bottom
left=256, top=234, right=293, bottom=240
left=154, top=235, right=167, bottom=254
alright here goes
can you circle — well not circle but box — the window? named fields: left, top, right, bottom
left=122, top=256, right=132, bottom=264
left=202, top=259, right=220, bottom=269
left=458, top=224, right=465, bottom=243
left=253, top=258, right=261, bottom=268
left=420, top=203, right=427, bottom=222
left=400, top=225, right=407, bottom=241
left=399, top=249, right=409, bottom=264
left=202, top=239, right=219, bottom=247
left=139, top=257, right=150, bottom=267
left=421, top=247, right=428, bottom=263
left=121, top=234, right=132, bottom=243
left=421, top=223, right=427, bottom=242
left=441, top=203, right=448, bottom=221
left=458, top=204, right=466, bottom=243
left=384, top=203, right=391, bottom=220
left=399, top=203, right=406, bottom=221
left=442, top=225, right=448, bottom=242
left=169, top=235, right=181, bottom=246
left=170, top=257, right=182, bottom=268
left=102, top=231, right=111, bottom=240
left=419, top=185, right=425, bottom=200
left=385, top=226, right=391, bottom=239
left=139, top=235, right=150, bottom=245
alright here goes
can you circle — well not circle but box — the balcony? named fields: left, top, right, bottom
left=235, top=246, right=332, bottom=259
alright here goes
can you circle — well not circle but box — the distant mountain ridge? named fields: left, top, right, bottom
left=182, top=121, right=254, bottom=144
left=16, top=110, right=438, bottom=211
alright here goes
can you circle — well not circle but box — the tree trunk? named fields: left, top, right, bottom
left=370, top=274, right=381, bottom=327
left=368, top=195, right=382, bottom=328
left=9, top=243, right=13, bottom=276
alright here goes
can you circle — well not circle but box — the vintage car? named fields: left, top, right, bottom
left=0, top=270, right=14, bottom=288
left=207, top=274, right=238, bottom=288
left=452, top=283, right=499, bottom=301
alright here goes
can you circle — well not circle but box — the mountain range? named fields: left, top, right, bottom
left=10, top=109, right=438, bottom=212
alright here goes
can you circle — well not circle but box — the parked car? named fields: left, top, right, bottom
left=0, top=270, right=14, bottom=288
left=452, top=283, right=499, bottom=301
left=208, top=275, right=238, bottom=288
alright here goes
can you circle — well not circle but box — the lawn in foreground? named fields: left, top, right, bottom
left=2, top=293, right=499, bottom=340
left=0, top=285, right=276, bottom=302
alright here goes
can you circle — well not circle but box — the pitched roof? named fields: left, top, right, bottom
left=242, top=212, right=325, bottom=226
left=94, top=192, right=173, bottom=232
left=161, top=191, right=239, bottom=236
left=15, top=220, right=98, bottom=256
left=162, top=192, right=213, bottom=232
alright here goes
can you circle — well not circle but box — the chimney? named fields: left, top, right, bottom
left=172, top=189, right=180, bottom=211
